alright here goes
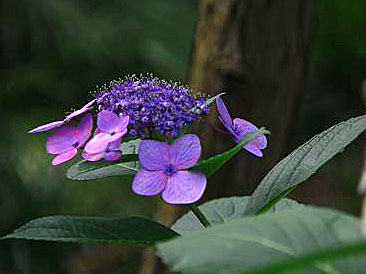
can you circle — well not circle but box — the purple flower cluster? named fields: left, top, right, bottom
left=94, top=74, right=210, bottom=137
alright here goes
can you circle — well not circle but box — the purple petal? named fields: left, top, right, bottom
left=169, top=134, right=201, bottom=169
left=162, top=171, right=207, bottom=204
left=52, top=148, right=78, bottom=165
left=82, top=150, right=104, bottom=161
left=64, top=99, right=95, bottom=121
left=97, top=110, right=129, bottom=134
left=216, top=96, right=234, bottom=132
left=84, top=132, right=120, bottom=154
left=104, top=150, right=122, bottom=161
left=28, top=121, right=64, bottom=133
left=132, top=168, right=168, bottom=196
left=108, top=138, right=122, bottom=150
left=138, top=140, right=170, bottom=171
left=233, top=118, right=267, bottom=157
left=75, top=113, right=93, bottom=147
left=46, top=125, right=77, bottom=154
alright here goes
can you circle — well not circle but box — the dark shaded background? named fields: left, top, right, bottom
left=0, top=0, right=365, bottom=273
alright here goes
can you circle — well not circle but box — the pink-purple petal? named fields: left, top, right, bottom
left=169, top=134, right=201, bottom=169
left=97, top=110, right=124, bottom=133
left=132, top=168, right=168, bottom=196
left=84, top=133, right=114, bottom=154
left=46, top=125, right=77, bottom=154
left=76, top=113, right=93, bottom=146
left=233, top=118, right=267, bottom=156
left=52, top=148, right=78, bottom=165
left=216, top=96, right=234, bottom=131
left=28, top=121, right=64, bottom=133
left=138, top=140, right=170, bottom=171
left=64, top=99, right=95, bottom=121
left=162, top=170, right=207, bottom=204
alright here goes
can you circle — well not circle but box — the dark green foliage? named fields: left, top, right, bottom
left=158, top=207, right=366, bottom=274
left=3, top=216, right=179, bottom=246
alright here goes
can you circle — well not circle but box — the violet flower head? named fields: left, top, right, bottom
left=94, top=74, right=210, bottom=137
left=46, top=113, right=93, bottom=165
left=28, top=100, right=95, bottom=133
left=216, top=96, right=267, bottom=157
left=82, top=129, right=122, bottom=162
left=84, top=110, right=129, bottom=155
left=132, top=134, right=207, bottom=204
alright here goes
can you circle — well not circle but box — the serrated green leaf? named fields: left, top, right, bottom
left=192, top=128, right=270, bottom=177
left=171, top=197, right=303, bottom=234
left=244, top=115, right=366, bottom=215
left=2, top=216, right=179, bottom=246
left=158, top=207, right=366, bottom=274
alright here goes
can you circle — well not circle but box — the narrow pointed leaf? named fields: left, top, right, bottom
left=192, top=128, right=270, bottom=177
left=158, top=207, right=366, bottom=274
left=2, top=216, right=179, bottom=245
left=244, top=115, right=366, bottom=215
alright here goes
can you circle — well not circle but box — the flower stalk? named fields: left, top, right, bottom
left=189, top=203, right=211, bottom=228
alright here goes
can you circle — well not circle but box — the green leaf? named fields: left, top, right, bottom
left=193, top=128, right=270, bottom=177
left=244, top=114, right=366, bottom=215
left=2, top=216, right=179, bottom=246
left=158, top=207, right=366, bottom=274
left=66, top=154, right=138, bottom=180
left=171, top=197, right=303, bottom=234
left=66, top=139, right=141, bottom=180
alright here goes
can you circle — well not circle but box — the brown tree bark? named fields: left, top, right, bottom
left=140, top=0, right=317, bottom=273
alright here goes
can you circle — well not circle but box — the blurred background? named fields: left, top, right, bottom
left=0, top=0, right=366, bottom=273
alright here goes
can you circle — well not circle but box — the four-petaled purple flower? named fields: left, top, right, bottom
left=132, top=134, right=207, bottom=204
left=84, top=110, right=129, bottom=155
left=46, top=113, right=93, bottom=165
left=216, top=96, right=267, bottom=157
left=28, top=100, right=95, bottom=133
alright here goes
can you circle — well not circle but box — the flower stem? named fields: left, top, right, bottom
left=189, top=203, right=211, bottom=228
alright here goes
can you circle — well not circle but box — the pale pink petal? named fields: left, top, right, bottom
left=64, top=99, right=95, bottom=121
left=52, top=148, right=78, bottom=165
left=75, top=113, right=93, bottom=146
left=132, top=168, right=168, bottom=196
left=28, top=121, right=64, bottom=133
left=104, top=150, right=122, bottom=161
left=162, top=170, right=207, bottom=204
left=97, top=111, right=129, bottom=133
left=169, top=134, right=201, bottom=169
left=82, top=150, right=104, bottom=162
left=138, top=140, right=170, bottom=171
left=46, top=126, right=77, bottom=154
left=84, top=132, right=124, bottom=154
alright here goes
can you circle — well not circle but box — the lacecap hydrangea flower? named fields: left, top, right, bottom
left=94, top=74, right=210, bottom=137
left=27, top=73, right=266, bottom=205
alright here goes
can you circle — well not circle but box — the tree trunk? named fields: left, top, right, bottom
left=140, top=0, right=317, bottom=273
